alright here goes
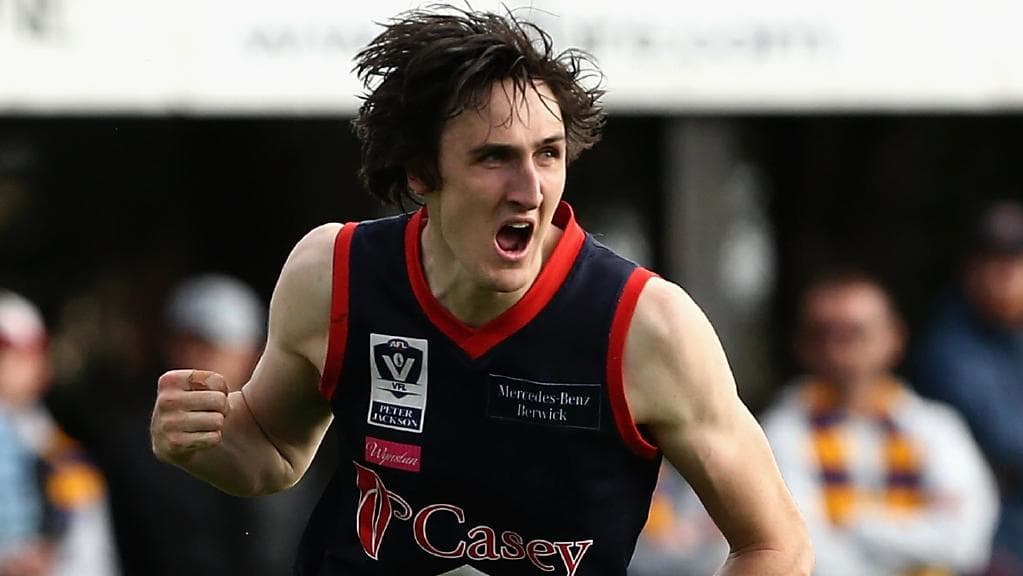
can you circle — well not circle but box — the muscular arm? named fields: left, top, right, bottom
left=151, top=224, right=339, bottom=496
left=624, top=278, right=813, bottom=576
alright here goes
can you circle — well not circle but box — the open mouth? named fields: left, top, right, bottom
left=495, top=222, right=534, bottom=257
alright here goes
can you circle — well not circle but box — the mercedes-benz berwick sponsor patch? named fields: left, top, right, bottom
left=486, top=374, right=601, bottom=430
left=368, top=334, right=429, bottom=433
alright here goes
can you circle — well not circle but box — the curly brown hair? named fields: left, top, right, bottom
left=352, top=4, right=606, bottom=207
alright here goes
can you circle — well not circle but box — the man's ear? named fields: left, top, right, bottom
left=407, top=172, right=429, bottom=196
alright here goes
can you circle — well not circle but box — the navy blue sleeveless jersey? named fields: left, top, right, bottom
left=296, top=202, right=663, bottom=576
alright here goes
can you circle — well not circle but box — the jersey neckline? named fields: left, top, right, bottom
left=404, top=201, right=585, bottom=360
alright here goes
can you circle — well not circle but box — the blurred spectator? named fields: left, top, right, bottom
left=762, top=270, right=997, bottom=575
left=47, top=273, right=328, bottom=575
left=912, top=200, right=1023, bottom=575
left=0, top=289, right=119, bottom=576
left=162, top=274, right=266, bottom=391
left=162, top=274, right=337, bottom=573
left=629, top=462, right=729, bottom=575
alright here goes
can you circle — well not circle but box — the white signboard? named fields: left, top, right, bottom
left=2, top=0, right=1022, bottom=113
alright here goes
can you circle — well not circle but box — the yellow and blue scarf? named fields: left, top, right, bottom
left=804, top=380, right=948, bottom=576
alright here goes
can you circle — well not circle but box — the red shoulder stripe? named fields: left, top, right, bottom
left=319, top=223, right=357, bottom=401
left=607, top=267, right=659, bottom=459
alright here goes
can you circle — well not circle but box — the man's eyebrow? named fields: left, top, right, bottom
left=468, top=143, right=514, bottom=158
left=468, top=135, right=566, bottom=157
left=537, top=134, right=566, bottom=147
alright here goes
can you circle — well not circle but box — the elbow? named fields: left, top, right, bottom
left=215, top=483, right=264, bottom=498
left=792, top=505, right=815, bottom=575
left=205, top=475, right=270, bottom=498
left=244, top=468, right=302, bottom=497
left=209, top=465, right=300, bottom=498
left=794, top=538, right=815, bottom=576
left=256, top=457, right=310, bottom=496
left=781, top=520, right=815, bottom=576
left=753, top=511, right=813, bottom=576
left=214, top=477, right=290, bottom=498
left=727, top=530, right=814, bottom=575
left=251, top=472, right=302, bottom=497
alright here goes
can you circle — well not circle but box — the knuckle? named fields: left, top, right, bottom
left=161, top=411, right=184, bottom=429
left=168, top=433, right=196, bottom=453
left=154, top=393, right=180, bottom=413
left=157, top=370, right=187, bottom=390
left=165, top=435, right=186, bottom=453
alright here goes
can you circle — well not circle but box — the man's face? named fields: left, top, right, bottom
left=0, top=346, right=50, bottom=407
left=797, top=282, right=903, bottom=387
left=966, top=253, right=1023, bottom=328
left=414, top=79, right=567, bottom=294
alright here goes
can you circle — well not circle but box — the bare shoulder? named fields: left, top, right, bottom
left=629, top=277, right=706, bottom=345
left=282, top=223, right=344, bottom=285
left=270, top=223, right=344, bottom=359
left=624, top=276, right=737, bottom=429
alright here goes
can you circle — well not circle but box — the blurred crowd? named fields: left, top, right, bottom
left=2, top=200, right=1022, bottom=576
left=631, top=199, right=1023, bottom=576
left=0, top=273, right=336, bottom=576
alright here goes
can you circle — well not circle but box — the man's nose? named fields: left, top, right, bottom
left=507, top=160, right=542, bottom=210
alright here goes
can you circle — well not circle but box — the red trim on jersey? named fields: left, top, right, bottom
left=319, top=223, right=357, bottom=401
left=405, top=201, right=585, bottom=360
left=607, top=268, right=659, bottom=459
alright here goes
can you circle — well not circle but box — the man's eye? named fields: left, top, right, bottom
left=478, top=150, right=508, bottom=164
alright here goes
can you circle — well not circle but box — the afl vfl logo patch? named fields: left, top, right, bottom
left=368, top=334, right=429, bottom=433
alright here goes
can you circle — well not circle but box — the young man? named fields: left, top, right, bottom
left=150, top=6, right=811, bottom=575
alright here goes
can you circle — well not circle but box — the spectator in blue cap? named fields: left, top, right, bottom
left=913, top=199, right=1023, bottom=576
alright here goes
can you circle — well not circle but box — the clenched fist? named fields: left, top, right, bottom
left=151, top=369, right=231, bottom=465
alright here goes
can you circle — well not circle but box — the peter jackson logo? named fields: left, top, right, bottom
left=368, top=334, right=429, bottom=433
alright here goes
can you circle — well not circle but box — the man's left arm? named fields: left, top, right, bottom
left=623, top=278, right=813, bottom=576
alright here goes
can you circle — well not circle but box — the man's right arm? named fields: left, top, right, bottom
left=150, top=223, right=341, bottom=497
left=624, top=279, right=813, bottom=576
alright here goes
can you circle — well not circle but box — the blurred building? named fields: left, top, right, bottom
left=3, top=2, right=1023, bottom=571
left=4, top=0, right=1023, bottom=408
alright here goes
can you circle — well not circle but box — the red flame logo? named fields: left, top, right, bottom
left=354, top=462, right=412, bottom=559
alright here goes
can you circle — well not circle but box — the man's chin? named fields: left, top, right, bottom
left=482, top=268, right=533, bottom=295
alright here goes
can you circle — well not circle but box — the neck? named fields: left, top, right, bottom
left=423, top=256, right=528, bottom=328
left=828, top=374, right=896, bottom=416
left=419, top=221, right=562, bottom=328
